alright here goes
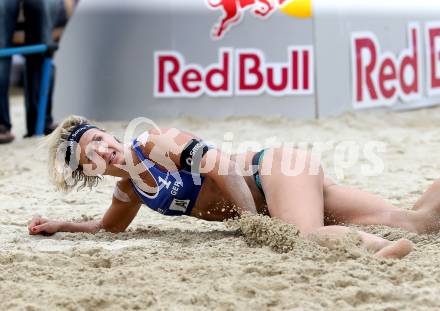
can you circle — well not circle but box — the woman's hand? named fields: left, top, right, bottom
left=28, top=215, right=62, bottom=236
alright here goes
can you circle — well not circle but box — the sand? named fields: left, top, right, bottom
left=2, top=94, right=440, bottom=310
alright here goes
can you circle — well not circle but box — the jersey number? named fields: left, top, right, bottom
left=158, top=176, right=171, bottom=189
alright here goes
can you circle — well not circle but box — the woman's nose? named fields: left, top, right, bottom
left=96, top=146, right=110, bottom=160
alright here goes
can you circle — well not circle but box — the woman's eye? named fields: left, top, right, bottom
left=96, top=136, right=103, bottom=141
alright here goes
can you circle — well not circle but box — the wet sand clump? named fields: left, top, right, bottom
left=226, top=214, right=301, bottom=252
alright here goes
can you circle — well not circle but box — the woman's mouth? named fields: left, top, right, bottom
left=109, top=151, right=116, bottom=165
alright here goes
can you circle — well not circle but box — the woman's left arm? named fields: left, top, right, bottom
left=29, top=179, right=142, bottom=235
left=202, top=149, right=257, bottom=215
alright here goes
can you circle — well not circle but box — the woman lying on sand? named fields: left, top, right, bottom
left=28, top=116, right=440, bottom=259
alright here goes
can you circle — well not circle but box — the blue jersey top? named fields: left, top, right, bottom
left=130, top=138, right=205, bottom=216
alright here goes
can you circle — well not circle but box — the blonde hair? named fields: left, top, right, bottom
left=46, top=115, right=103, bottom=192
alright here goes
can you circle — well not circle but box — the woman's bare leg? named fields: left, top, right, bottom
left=261, top=148, right=325, bottom=233
left=322, top=179, right=430, bottom=233
left=413, top=179, right=440, bottom=211
left=260, top=147, right=412, bottom=258
left=409, top=179, right=440, bottom=232
left=309, top=226, right=413, bottom=259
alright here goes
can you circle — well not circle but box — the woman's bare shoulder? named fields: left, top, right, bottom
left=134, top=127, right=200, bottom=170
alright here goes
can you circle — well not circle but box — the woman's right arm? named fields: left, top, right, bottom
left=28, top=216, right=103, bottom=234
left=29, top=179, right=142, bottom=235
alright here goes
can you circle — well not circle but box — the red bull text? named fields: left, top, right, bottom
left=154, top=47, right=314, bottom=98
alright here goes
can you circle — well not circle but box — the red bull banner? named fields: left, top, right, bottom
left=314, top=1, right=440, bottom=116
left=153, top=0, right=314, bottom=100
left=53, top=0, right=440, bottom=121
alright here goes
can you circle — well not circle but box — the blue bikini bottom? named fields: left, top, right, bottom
left=252, top=149, right=266, bottom=197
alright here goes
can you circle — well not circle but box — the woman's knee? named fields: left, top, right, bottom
left=302, top=225, right=354, bottom=244
left=324, top=178, right=336, bottom=188
left=299, top=226, right=352, bottom=250
left=298, top=225, right=331, bottom=237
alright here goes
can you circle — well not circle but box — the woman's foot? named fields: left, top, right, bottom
left=373, top=238, right=413, bottom=259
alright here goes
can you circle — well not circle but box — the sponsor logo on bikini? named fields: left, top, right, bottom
left=169, top=199, right=190, bottom=212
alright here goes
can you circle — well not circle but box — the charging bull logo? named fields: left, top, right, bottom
left=206, top=0, right=312, bottom=40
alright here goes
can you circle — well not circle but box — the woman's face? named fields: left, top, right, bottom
left=77, top=128, right=124, bottom=176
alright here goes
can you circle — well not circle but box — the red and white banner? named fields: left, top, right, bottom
left=351, top=22, right=440, bottom=109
